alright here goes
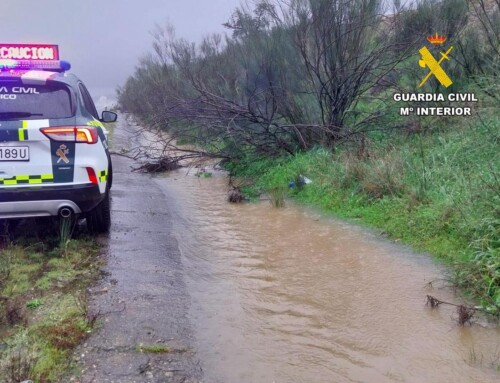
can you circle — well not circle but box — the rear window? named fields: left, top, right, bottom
left=0, top=81, right=74, bottom=120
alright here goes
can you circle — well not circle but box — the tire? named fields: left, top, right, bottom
left=107, top=158, right=113, bottom=189
left=86, top=191, right=111, bottom=234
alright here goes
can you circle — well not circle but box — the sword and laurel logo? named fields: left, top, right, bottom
left=56, top=144, right=70, bottom=164
left=418, top=32, right=453, bottom=88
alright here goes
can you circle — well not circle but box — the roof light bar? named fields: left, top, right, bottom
left=0, top=59, right=71, bottom=72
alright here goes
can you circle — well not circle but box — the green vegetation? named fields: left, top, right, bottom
left=195, top=171, right=213, bottom=178
left=136, top=344, right=170, bottom=354
left=26, top=299, right=44, bottom=310
left=119, top=0, right=498, bottom=159
left=0, top=234, right=102, bottom=383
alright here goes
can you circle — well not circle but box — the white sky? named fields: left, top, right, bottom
left=1, top=0, right=243, bottom=102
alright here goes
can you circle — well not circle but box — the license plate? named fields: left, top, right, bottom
left=0, top=146, right=29, bottom=161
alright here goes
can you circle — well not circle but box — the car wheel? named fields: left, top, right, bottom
left=86, top=191, right=111, bottom=234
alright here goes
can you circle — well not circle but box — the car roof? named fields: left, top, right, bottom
left=0, top=70, right=80, bottom=87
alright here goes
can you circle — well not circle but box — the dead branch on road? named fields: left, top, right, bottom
left=113, top=115, right=231, bottom=173
left=133, top=156, right=182, bottom=173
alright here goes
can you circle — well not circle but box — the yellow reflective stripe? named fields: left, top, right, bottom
left=87, top=120, right=104, bottom=128
left=18, top=120, right=28, bottom=141
left=98, top=170, right=108, bottom=182
left=0, top=174, right=54, bottom=185
left=28, top=174, right=54, bottom=184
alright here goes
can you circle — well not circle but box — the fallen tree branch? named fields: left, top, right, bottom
left=132, top=156, right=183, bottom=173
left=426, top=295, right=478, bottom=326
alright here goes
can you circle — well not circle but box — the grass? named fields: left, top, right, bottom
left=0, top=117, right=115, bottom=382
left=228, top=112, right=499, bottom=314
left=195, top=171, right=213, bottom=178
left=26, top=299, right=43, bottom=310
left=136, top=344, right=170, bottom=354
left=267, top=186, right=287, bottom=208
left=0, top=225, right=102, bottom=383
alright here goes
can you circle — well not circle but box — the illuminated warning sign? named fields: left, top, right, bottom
left=0, top=44, right=59, bottom=61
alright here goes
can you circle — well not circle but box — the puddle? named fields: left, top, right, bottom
left=155, top=170, right=500, bottom=383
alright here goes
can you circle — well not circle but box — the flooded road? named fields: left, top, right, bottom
left=155, top=170, right=500, bottom=383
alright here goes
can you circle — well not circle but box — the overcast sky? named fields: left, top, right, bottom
left=1, top=0, right=243, bottom=104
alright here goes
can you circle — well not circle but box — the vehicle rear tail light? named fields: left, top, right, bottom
left=86, top=167, right=98, bottom=185
left=40, top=126, right=98, bottom=144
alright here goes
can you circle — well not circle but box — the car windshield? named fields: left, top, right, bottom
left=0, top=81, right=73, bottom=120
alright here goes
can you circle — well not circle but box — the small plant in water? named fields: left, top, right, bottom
left=268, top=187, right=286, bottom=208
left=457, top=305, right=476, bottom=326
left=195, top=171, right=213, bottom=178
left=468, top=346, right=483, bottom=366
left=228, top=187, right=244, bottom=203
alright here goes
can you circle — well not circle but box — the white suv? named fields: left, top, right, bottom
left=0, top=44, right=116, bottom=233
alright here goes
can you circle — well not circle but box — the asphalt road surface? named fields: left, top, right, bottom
left=77, top=117, right=201, bottom=383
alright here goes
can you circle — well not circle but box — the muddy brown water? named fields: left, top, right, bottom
left=153, top=169, right=500, bottom=383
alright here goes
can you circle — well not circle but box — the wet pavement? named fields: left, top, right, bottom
left=76, top=118, right=201, bottom=383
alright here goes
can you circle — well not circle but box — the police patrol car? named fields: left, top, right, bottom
left=0, top=44, right=116, bottom=233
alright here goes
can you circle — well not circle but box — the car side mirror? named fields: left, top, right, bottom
left=101, top=111, right=118, bottom=123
